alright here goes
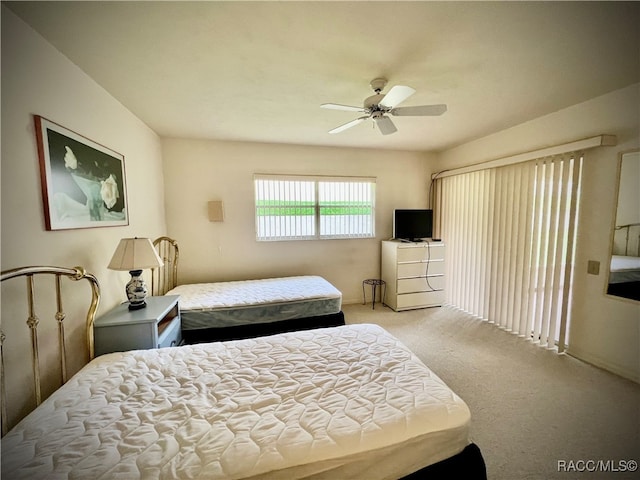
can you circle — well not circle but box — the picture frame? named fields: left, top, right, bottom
left=34, top=115, right=129, bottom=231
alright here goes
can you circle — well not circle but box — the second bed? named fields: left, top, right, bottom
left=152, top=237, right=345, bottom=343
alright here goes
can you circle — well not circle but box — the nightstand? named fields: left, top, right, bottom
left=94, top=295, right=182, bottom=355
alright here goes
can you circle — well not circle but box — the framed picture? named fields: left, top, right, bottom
left=34, top=115, right=129, bottom=230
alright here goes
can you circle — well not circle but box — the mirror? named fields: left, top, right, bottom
left=607, top=149, right=640, bottom=301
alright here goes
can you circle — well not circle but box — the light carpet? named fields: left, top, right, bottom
left=343, top=303, right=640, bottom=480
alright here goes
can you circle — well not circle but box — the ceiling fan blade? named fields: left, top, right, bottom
left=321, top=103, right=366, bottom=113
left=328, top=116, right=368, bottom=134
left=390, top=104, right=448, bottom=116
left=379, top=85, right=416, bottom=109
left=374, top=115, right=397, bottom=135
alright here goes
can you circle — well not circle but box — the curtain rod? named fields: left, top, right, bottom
left=432, top=135, right=617, bottom=180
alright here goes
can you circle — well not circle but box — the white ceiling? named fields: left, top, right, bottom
left=6, top=1, right=640, bottom=152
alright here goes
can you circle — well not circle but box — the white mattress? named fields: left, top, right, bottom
left=2, top=324, right=471, bottom=480
left=166, top=275, right=343, bottom=330
left=609, top=255, right=640, bottom=283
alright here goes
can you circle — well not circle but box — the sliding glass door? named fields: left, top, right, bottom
left=435, top=154, right=583, bottom=352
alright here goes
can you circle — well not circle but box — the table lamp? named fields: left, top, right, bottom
left=108, top=237, right=164, bottom=310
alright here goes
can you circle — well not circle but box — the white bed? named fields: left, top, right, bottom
left=2, top=323, right=474, bottom=479
left=152, top=238, right=346, bottom=342
left=607, top=254, right=640, bottom=301
left=609, top=254, right=640, bottom=284
left=166, top=275, right=342, bottom=330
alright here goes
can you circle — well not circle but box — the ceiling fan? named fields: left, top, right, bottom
left=321, top=78, right=447, bottom=135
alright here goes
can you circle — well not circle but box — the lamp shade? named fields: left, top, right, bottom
left=108, top=237, right=163, bottom=271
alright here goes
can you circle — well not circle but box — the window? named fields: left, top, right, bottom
left=254, top=174, right=376, bottom=241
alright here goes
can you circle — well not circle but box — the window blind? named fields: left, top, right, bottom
left=254, top=174, right=375, bottom=241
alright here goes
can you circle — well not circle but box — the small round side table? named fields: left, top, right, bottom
left=362, top=278, right=386, bottom=310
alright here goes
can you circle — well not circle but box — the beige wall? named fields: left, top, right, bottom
left=436, top=83, right=640, bottom=383
left=1, top=7, right=166, bottom=424
left=162, top=138, right=433, bottom=304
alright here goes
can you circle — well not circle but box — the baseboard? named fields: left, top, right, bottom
left=566, top=346, right=640, bottom=384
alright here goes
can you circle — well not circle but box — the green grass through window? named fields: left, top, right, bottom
left=256, top=200, right=372, bottom=216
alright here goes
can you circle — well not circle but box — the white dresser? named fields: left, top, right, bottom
left=381, top=240, right=445, bottom=311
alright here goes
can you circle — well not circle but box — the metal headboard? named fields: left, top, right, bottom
left=152, top=236, right=179, bottom=295
left=0, top=266, right=100, bottom=437
left=614, top=223, right=640, bottom=257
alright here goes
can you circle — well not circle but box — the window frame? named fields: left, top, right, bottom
left=254, top=174, right=376, bottom=241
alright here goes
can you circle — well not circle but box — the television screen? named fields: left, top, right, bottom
left=393, top=209, right=433, bottom=241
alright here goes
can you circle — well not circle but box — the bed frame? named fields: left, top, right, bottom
left=0, top=265, right=100, bottom=436
left=613, top=222, right=640, bottom=257
left=151, top=236, right=179, bottom=296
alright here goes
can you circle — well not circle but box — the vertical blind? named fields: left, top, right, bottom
left=435, top=154, right=583, bottom=352
left=318, top=180, right=376, bottom=239
left=255, top=177, right=316, bottom=240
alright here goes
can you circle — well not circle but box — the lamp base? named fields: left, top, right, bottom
left=126, top=269, right=148, bottom=310
left=128, top=301, right=147, bottom=311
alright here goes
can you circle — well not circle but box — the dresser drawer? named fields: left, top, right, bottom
left=397, top=244, right=445, bottom=263
left=397, top=276, right=445, bottom=294
left=397, top=290, right=445, bottom=309
left=158, top=316, right=182, bottom=348
left=397, top=260, right=445, bottom=277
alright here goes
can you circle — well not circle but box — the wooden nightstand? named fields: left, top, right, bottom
left=94, top=295, right=182, bottom=355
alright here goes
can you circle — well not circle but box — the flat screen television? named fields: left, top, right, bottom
left=393, top=209, right=433, bottom=242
